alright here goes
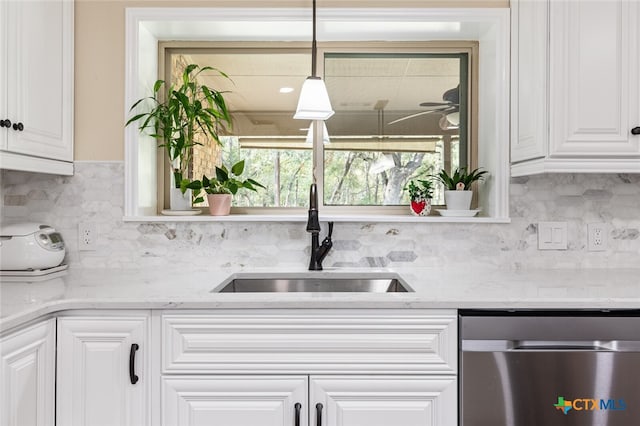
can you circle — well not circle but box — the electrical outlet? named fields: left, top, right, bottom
left=588, top=223, right=607, bottom=251
left=78, top=223, right=97, bottom=251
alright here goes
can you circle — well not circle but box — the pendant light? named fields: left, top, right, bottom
left=305, top=122, right=331, bottom=145
left=293, top=0, right=334, bottom=120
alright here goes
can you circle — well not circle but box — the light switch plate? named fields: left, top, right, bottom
left=538, top=222, right=568, bottom=250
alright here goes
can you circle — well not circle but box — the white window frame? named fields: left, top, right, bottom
left=124, top=7, right=510, bottom=223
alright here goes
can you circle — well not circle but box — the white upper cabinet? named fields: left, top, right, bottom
left=511, top=0, right=640, bottom=175
left=0, top=319, right=56, bottom=426
left=0, top=0, right=73, bottom=175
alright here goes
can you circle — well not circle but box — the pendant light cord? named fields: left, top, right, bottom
left=311, top=0, right=317, bottom=77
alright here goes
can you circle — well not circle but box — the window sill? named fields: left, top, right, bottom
left=123, top=214, right=511, bottom=224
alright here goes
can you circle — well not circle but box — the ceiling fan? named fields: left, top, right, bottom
left=387, top=85, right=460, bottom=129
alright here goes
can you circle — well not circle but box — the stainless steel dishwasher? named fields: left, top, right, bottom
left=460, top=310, right=640, bottom=426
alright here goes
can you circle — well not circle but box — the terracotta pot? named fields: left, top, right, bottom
left=410, top=198, right=432, bottom=216
left=207, top=193, right=232, bottom=216
left=444, top=190, right=473, bottom=210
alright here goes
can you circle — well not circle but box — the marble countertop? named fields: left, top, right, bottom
left=1, top=266, right=639, bottom=332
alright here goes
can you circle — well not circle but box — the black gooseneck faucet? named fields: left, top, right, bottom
left=306, top=183, right=333, bottom=270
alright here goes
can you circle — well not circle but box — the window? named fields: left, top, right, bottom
left=164, top=47, right=313, bottom=208
left=124, top=8, right=511, bottom=221
left=321, top=49, right=472, bottom=208
left=163, top=42, right=477, bottom=213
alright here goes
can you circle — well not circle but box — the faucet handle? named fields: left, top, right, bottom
left=327, top=221, right=334, bottom=238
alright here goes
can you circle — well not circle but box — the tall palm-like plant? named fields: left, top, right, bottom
left=126, top=64, right=233, bottom=191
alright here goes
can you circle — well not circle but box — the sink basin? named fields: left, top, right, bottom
left=213, top=275, right=412, bottom=293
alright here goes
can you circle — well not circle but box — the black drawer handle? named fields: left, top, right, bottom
left=129, top=343, right=139, bottom=384
left=0, top=119, right=10, bottom=128
left=632, top=127, right=640, bottom=135
left=294, top=402, right=302, bottom=426
left=315, top=403, right=323, bottom=426
left=12, top=122, right=24, bottom=132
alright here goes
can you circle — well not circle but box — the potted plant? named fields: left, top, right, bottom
left=126, top=64, right=232, bottom=212
left=404, top=179, right=434, bottom=216
left=436, top=167, right=488, bottom=210
left=195, top=160, right=265, bottom=216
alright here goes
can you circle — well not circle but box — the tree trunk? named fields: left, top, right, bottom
left=329, top=152, right=356, bottom=204
left=382, top=153, right=426, bottom=204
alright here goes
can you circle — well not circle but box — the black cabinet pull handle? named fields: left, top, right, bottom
left=12, top=122, right=23, bottom=132
left=294, top=402, right=302, bottom=426
left=632, top=127, right=640, bottom=135
left=315, top=403, right=323, bottom=426
left=129, top=343, right=139, bottom=384
left=0, top=119, right=10, bottom=128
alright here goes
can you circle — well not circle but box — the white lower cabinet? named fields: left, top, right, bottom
left=161, top=375, right=456, bottom=426
left=56, top=313, right=150, bottom=426
left=162, top=376, right=308, bottom=426
left=4, top=309, right=458, bottom=426
left=0, top=319, right=56, bottom=426
left=159, top=309, right=458, bottom=426
left=311, top=376, right=457, bottom=426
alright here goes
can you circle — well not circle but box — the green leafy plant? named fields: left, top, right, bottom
left=436, top=167, right=488, bottom=191
left=404, top=179, right=434, bottom=200
left=126, top=64, right=233, bottom=191
left=186, top=160, right=265, bottom=204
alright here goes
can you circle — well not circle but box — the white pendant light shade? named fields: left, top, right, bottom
left=305, top=122, right=331, bottom=145
left=294, top=77, right=335, bottom=120
left=446, top=111, right=460, bottom=126
left=369, top=153, right=395, bottom=174
left=439, top=111, right=460, bottom=130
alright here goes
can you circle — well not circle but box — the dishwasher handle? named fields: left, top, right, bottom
left=513, top=340, right=612, bottom=351
left=462, top=339, right=640, bottom=352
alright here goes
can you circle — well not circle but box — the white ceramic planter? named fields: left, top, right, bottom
left=444, top=190, right=473, bottom=210
left=207, top=193, right=232, bottom=216
left=168, top=170, right=192, bottom=211
left=169, top=187, right=192, bottom=211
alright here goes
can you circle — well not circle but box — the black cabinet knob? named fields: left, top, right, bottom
left=0, top=119, right=11, bottom=128
left=12, top=122, right=24, bottom=131
left=632, top=127, right=640, bottom=135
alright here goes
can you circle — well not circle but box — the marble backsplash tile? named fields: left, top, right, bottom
left=2, top=162, right=639, bottom=270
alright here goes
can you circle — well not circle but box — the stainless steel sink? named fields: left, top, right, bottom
left=213, top=275, right=412, bottom=293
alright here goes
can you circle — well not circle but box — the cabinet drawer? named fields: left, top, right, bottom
left=162, top=309, right=457, bottom=374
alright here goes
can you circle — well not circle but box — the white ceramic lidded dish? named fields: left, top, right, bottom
left=0, top=223, right=66, bottom=270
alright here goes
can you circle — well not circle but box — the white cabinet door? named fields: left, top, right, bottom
left=0, top=0, right=73, bottom=173
left=56, top=314, right=149, bottom=426
left=310, top=376, right=457, bottom=426
left=161, top=376, right=308, bottom=426
left=0, top=319, right=55, bottom=426
left=511, top=0, right=640, bottom=175
left=0, top=0, right=7, bottom=152
left=510, top=0, right=548, bottom=163
left=549, top=0, right=640, bottom=157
